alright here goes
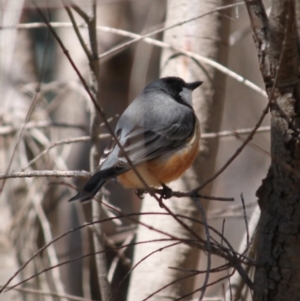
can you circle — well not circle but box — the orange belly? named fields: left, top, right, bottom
left=117, top=121, right=200, bottom=188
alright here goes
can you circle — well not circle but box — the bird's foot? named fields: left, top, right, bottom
left=161, top=184, right=172, bottom=199
left=157, top=184, right=172, bottom=208
left=135, top=188, right=145, bottom=199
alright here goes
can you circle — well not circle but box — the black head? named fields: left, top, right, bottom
left=145, top=77, right=203, bottom=106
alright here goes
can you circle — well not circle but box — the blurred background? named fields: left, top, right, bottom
left=0, top=0, right=271, bottom=300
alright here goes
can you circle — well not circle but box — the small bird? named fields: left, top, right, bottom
left=69, top=77, right=202, bottom=202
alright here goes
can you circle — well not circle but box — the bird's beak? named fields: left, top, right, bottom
left=186, top=81, right=203, bottom=91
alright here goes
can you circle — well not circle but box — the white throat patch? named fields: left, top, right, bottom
left=179, top=88, right=193, bottom=106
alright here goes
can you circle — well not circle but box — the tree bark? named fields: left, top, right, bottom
left=127, top=0, right=231, bottom=300
left=245, top=0, right=300, bottom=300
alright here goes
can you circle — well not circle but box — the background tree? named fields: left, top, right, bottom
left=245, top=1, right=300, bottom=300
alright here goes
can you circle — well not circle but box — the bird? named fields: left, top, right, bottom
left=69, top=76, right=202, bottom=202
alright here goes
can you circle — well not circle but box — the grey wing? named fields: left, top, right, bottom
left=100, top=111, right=196, bottom=174
left=118, top=122, right=195, bottom=164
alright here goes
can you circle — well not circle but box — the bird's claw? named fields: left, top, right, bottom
left=161, top=184, right=172, bottom=199
left=157, top=184, right=172, bottom=208
left=135, top=188, right=145, bottom=199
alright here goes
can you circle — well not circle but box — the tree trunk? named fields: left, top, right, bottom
left=127, top=0, right=231, bottom=300
left=245, top=0, right=300, bottom=300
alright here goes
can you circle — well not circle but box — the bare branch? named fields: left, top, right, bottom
left=30, top=188, right=66, bottom=298
left=193, top=99, right=270, bottom=193
left=64, top=5, right=93, bottom=60
left=71, top=4, right=90, bottom=23
left=0, top=121, right=86, bottom=135
left=0, top=170, right=91, bottom=179
left=140, top=188, right=234, bottom=202
left=21, top=134, right=110, bottom=170
left=97, top=2, right=245, bottom=61
left=0, top=285, right=94, bottom=301
left=1, top=21, right=267, bottom=97
left=240, top=194, right=249, bottom=246
left=1, top=210, right=255, bottom=295
left=107, top=234, right=134, bottom=282
left=192, top=197, right=211, bottom=301
left=202, top=125, right=270, bottom=139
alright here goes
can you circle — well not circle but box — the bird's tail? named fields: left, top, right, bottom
left=68, top=170, right=109, bottom=202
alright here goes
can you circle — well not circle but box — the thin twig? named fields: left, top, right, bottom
left=221, top=219, right=226, bottom=246
left=0, top=169, right=234, bottom=203
left=225, top=205, right=260, bottom=301
left=193, top=98, right=270, bottom=193
left=31, top=190, right=67, bottom=298
left=113, top=242, right=182, bottom=301
left=97, top=26, right=266, bottom=98
left=240, top=194, right=249, bottom=246
left=142, top=188, right=234, bottom=202
left=64, top=5, right=93, bottom=60
left=3, top=123, right=271, bottom=174
left=0, top=123, right=268, bottom=138
left=175, top=273, right=235, bottom=301
left=19, top=140, right=66, bottom=298
left=1, top=211, right=255, bottom=294
left=6, top=239, right=179, bottom=293
left=236, top=135, right=300, bottom=182
left=0, top=170, right=91, bottom=179
left=0, top=121, right=87, bottom=135
left=3, top=19, right=267, bottom=98
left=0, top=285, right=95, bottom=301
left=202, top=126, right=270, bottom=139
left=97, top=2, right=245, bottom=60
left=71, top=4, right=90, bottom=22
left=16, top=124, right=271, bottom=171
left=192, top=197, right=211, bottom=301
left=0, top=47, right=41, bottom=194
left=21, top=134, right=110, bottom=170
left=142, top=270, right=200, bottom=301
left=107, top=234, right=134, bottom=282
